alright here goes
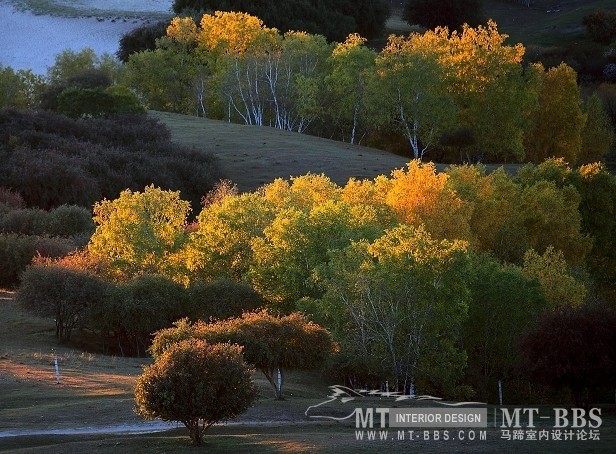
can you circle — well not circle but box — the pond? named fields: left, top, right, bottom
left=0, top=0, right=173, bottom=75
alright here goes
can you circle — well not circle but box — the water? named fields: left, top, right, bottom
left=0, top=0, right=173, bottom=75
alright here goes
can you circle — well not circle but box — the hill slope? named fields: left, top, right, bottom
left=152, top=111, right=410, bottom=192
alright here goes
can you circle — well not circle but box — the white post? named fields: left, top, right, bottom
left=277, top=368, right=282, bottom=394
left=54, top=356, right=61, bottom=384
left=498, top=380, right=503, bottom=406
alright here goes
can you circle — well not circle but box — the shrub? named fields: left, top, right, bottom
left=0, top=234, right=79, bottom=287
left=90, top=275, right=189, bottom=356
left=583, top=10, right=616, bottom=44
left=186, top=279, right=264, bottom=321
left=17, top=265, right=109, bottom=342
left=117, top=21, right=169, bottom=62
left=0, top=208, right=49, bottom=235
left=135, top=339, right=256, bottom=445
left=0, top=188, right=25, bottom=209
left=0, top=109, right=222, bottom=210
left=519, top=302, right=616, bottom=408
left=47, top=205, right=95, bottom=237
left=0, top=234, right=37, bottom=287
left=151, top=311, right=333, bottom=399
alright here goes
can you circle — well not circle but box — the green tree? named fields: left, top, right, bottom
left=525, top=63, right=587, bottom=164
left=522, top=247, right=587, bottom=308
left=135, top=339, right=256, bottom=445
left=579, top=93, right=615, bottom=164
left=404, top=21, right=535, bottom=161
left=151, top=311, right=333, bottom=400
left=88, top=186, right=191, bottom=281
left=324, top=34, right=376, bottom=144
left=369, top=35, right=456, bottom=159
left=0, top=65, right=44, bottom=109
left=463, top=254, right=546, bottom=402
left=314, top=225, right=470, bottom=397
left=403, top=0, right=484, bottom=30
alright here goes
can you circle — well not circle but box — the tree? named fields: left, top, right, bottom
left=522, top=247, right=587, bottom=308
left=579, top=93, right=615, bottom=164
left=0, top=65, right=44, bottom=109
left=88, top=186, right=191, bottom=281
left=369, top=35, right=456, bottom=160
left=403, top=21, right=535, bottom=161
left=519, top=302, right=616, bottom=409
left=524, top=63, right=587, bottom=164
left=151, top=311, right=333, bottom=400
left=403, top=0, right=484, bottom=31
left=135, top=339, right=257, bottom=445
left=18, top=265, right=109, bottom=342
left=462, top=253, right=546, bottom=402
left=172, top=0, right=389, bottom=42
left=313, top=224, right=470, bottom=397
left=324, top=34, right=376, bottom=144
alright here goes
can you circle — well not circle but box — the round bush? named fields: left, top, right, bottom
left=135, top=339, right=257, bottom=445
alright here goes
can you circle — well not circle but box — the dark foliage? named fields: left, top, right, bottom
left=172, top=0, right=390, bottom=42
left=89, top=275, right=190, bottom=357
left=187, top=278, right=265, bottom=321
left=519, top=302, right=616, bottom=409
left=17, top=265, right=109, bottom=342
left=0, top=234, right=79, bottom=287
left=0, top=206, right=94, bottom=237
left=403, top=0, right=484, bottom=31
left=0, top=109, right=222, bottom=210
left=118, top=21, right=169, bottom=63
left=583, top=9, right=616, bottom=44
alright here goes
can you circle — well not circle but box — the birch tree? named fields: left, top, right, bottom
left=369, top=35, right=456, bottom=160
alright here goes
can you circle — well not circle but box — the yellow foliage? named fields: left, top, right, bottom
left=198, top=11, right=280, bottom=55
left=382, top=161, right=472, bottom=241
left=522, top=247, right=587, bottom=308
left=261, top=174, right=341, bottom=211
left=332, top=33, right=367, bottom=58
left=166, top=17, right=198, bottom=45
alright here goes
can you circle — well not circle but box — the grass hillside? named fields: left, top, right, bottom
left=151, top=111, right=410, bottom=193
left=386, top=0, right=616, bottom=47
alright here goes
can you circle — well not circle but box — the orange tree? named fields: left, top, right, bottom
left=135, top=339, right=256, bottom=445
left=151, top=311, right=333, bottom=400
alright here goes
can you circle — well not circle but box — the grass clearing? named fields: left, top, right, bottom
left=152, top=111, right=521, bottom=193
left=151, top=111, right=411, bottom=193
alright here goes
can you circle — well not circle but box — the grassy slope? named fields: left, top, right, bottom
left=483, top=0, right=616, bottom=47
left=386, top=1, right=616, bottom=47
left=151, top=111, right=411, bottom=193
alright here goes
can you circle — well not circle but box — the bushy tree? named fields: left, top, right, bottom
left=519, top=302, right=616, bottom=409
left=135, top=339, right=256, bottom=445
left=88, top=186, right=191, bottom=281
left=403, top=0, right=484, bottom=31
left=117, top=21, right=169, bottom=62
left=463, top=253, right=546, bottom=402
left=90, top=274, right=189, bottom=356
left=579, top=93, right=615, bottom=164
left=524, top=63, right=586, bottom=164
left=0, top=65, right=44, bottom=109
left=151, top=311, right=333, bottom=399
left=313, top=224, right=470, bottom=397
left=17, top=265, right=109, bottom=342
left=583, top=10, right=616, bottom=44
